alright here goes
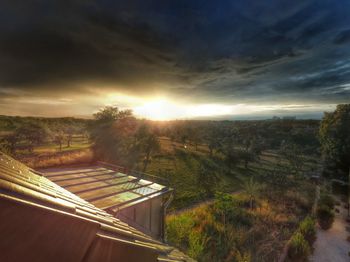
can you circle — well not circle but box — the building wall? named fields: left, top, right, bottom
left=116, top=196, right=164, bottom=240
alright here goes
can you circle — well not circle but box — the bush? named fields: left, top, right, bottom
left=166, top=214, right=195, bottom=247
left=288, top=232, right=310, bottom=261
left=316, top=205, right=335, bottom=230
left=298, top=216, right=316, bottom=245
left=213, top=193, right=253, bottom=227
left=319, top=194, right=335, bottom=209
left=187, top=230, right=207, bottom=260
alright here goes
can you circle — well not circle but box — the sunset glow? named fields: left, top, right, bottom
left=107, top=94, right=338, bottom=120
left=134, top=99, right=177, bottom=120
left=133, top=99, right=237, bottom=120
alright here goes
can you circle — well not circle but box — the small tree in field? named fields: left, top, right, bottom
left=197, top=159, right=219, bottom=197
left=241, top=177, right=260, bottom=209
left=188, top=127, right=201, bottom=151
left=15, top=122, right=50, bottom=152
left=238, top=149, right=255, bottom=169
left=65, top=126, right=76, bottom=148
left=136, top=124, right=160, bottom=173
left=54, top=131, right=65, bottom=151
left=205, top=127, right=222, bottom=157
left=280, top=142, right=305, bottom=176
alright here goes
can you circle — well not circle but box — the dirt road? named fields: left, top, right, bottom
left=310, top=197, right=350, bottom=262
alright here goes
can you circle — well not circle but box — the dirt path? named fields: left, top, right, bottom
left=310, top=197, right=350, bottom=262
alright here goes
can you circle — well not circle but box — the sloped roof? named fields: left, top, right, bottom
left=38, top=164, right=171, bottom=214
left=0, top=152, right=194, bottom=262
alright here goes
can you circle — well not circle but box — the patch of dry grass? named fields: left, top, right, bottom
left=166, top=189, right=314, bottom=261
left=19, top=148, right=94, bottom=168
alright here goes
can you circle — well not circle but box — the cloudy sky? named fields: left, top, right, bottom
left=0, top=0, right=350, bottom=119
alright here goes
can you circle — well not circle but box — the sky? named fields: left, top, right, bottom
left=0, top=0, right=350, bottom=120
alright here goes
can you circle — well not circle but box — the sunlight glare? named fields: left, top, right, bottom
left=133, top=98, right=236, bottom=120
left=134, top=99, right=184, bottom=120
left=103, top=93, right=336, bottom=120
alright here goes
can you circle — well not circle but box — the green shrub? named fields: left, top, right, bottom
left=298, top=216, right=316, bottom=245
left=319, top=194, right=335, bottom=209
left=187, top=230, right=207, bottom=260
left=213, top=193, right=253, bottom=227
left=288, top=232, right=310, bottom=261
left=166, top=214, right=195, bottom=247
left=316, top=205, right=335, bottom=230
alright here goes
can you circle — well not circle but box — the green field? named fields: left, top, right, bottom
left=135, top=137, right=319, bottom=211
left=1, top=134, right=91, bottom=156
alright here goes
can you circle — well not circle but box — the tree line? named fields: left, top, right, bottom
left=1, top=104, right=348, bottom=183
left=0, top=116, right=89, bottom=154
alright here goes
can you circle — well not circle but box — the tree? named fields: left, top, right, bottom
left=237, top=149, right=255, bottom=169
left=188, top=127, right=201, bottom=151
left=197, top=159, right=219, bottom=197
left=90, top=106, right=138, bottom=168
left=241, top=177, right=260, bottom=209
left=93, top=106, right=129, bottom=123
left=218, top=134, right=239, bottom=169
left=65, top=126, right=75, bottom=148
left=249, top=138, right=265, bottom=160
left=54, top=131, right=65, bottom=151
left=135, top=125, right=160, bottom=172
left=280, top=142, right=305, bottom=176
left=319, top=104, right=350, bottom=180
left=205, top=128, right=222, bottom=157
left=15, top=122, right=50, bottom=152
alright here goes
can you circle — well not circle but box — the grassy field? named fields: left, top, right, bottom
left=155, top=136, right=320, bottom=261
left=8, top=134, right=320, bottom=216
left=18, top=148, right=94, bottom=169
left=166, top=185, right=316, bottom=262
left=11, top=136, right=93, bottom=169
left=133, top=137, right=243, bottom=210
left=135, top=137, right=320, bottom=211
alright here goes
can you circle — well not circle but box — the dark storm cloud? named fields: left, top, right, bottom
left=0, top=0, right=350, bottom=105
left=0, top=0, right=180, bottom=94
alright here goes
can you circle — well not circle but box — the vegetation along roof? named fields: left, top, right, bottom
left=0, top=152, right=194, bottom=262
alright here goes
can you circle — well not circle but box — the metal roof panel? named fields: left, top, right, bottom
left=0, top=152, right=194, bottom=262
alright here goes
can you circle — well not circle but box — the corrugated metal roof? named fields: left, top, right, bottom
left=39, top=165, right=171, bottom=214
left=0, top=152, right=195, bottom=262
